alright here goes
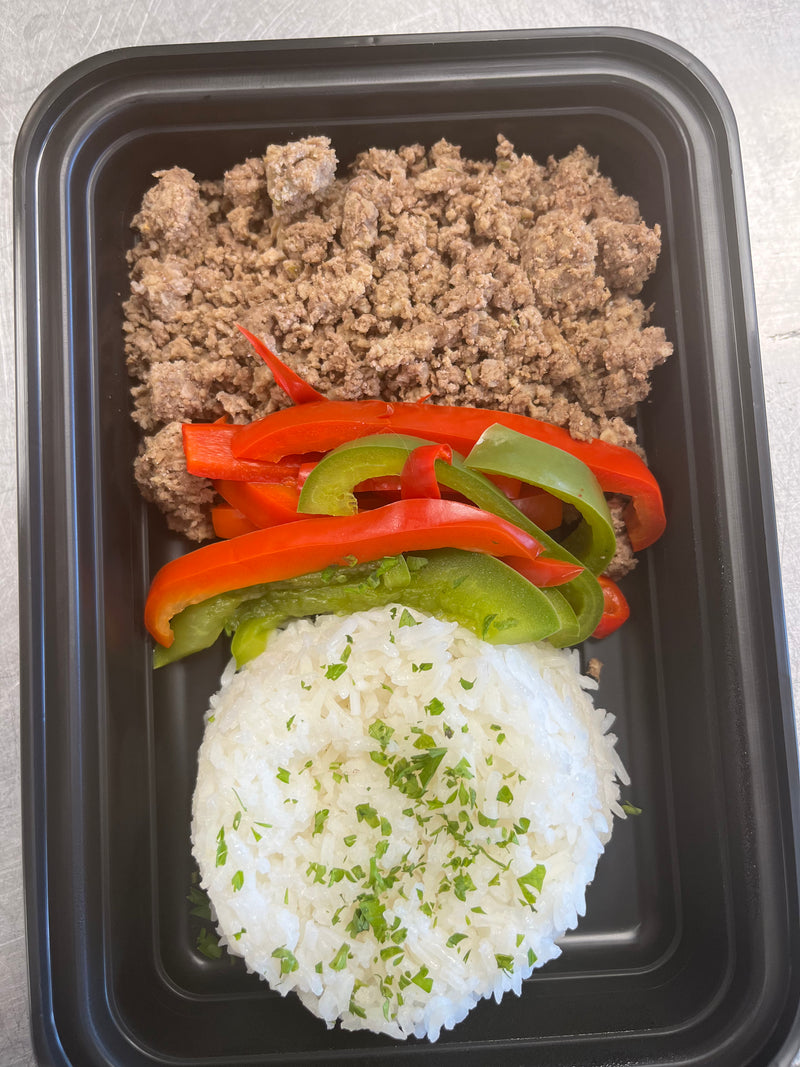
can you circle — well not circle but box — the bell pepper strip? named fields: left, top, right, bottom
left=211, top=505, right=258, bottom=539
left=214, top=480, right=303, bottom=528
left=231, top=399, right=665, bottom=551
left=296, top=433, right=603, bottom=642
left=226, top=548, right=561, bottom=668
left=155, top=550, right=561, bottom=668
left=511, top=489, right=563, bottom=531
left=465, top=425, right=616, bottom=576
left=236, top=324, right=327, bottom=405
left=182, top=423, right=304, bottom=483
left=144, top=497, right=572, bottom=648
left=539, top=587, right=580, bottom=648
left=401, top=443, right=453, bottom=500
left=592, top=576, right=631, bottom=639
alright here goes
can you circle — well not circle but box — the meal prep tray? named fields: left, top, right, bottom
left=15, top=28, right=800, bottom=1066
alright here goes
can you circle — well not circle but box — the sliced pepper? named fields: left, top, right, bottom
left=154, top=549, right=562, bottom=668
left=296, top=433, right=602, bottom=642
left=211, top=505, right=258, bottom=539
left=237, top=324, right=326, bottom=404
left=465, top=424, right=616, bottom=575
left=144, top=497, right=569, bottom=648
left=231, top=399, right=665, bottom=551
left=214, top=480, right=303, bottom=527
left=182, top=423, right=303, bottom=483
left=592, top=576, right=631, bottom=639
left=401, top=443, right=452, bottom=500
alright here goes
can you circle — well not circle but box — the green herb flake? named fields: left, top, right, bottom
left=233, top=927, right=246, bottom=941
left=341, top=643, right=352, bottom=663
left=196, top=927, right=222, bottom=960
left=495, top=953, right=514, bottom=974
left=516, top=933, right=525, bottom=947
left=381, top=683, right=394, bottom=693
left=622, top=802, right=643, bottom=816
left=398, top=609, right=419, bottom=628
left=300, top=680, right=312, bottom=690
left=517, top=864, right=547, bottom=907
left=325, top=662, right=348, bottom=680
left=356, top=803, right=380, bottom=828
left=453, top=872, right=477, bottom=901
left=286, top=715, right=296, bottom=730
left=425, top=697, right=445, bottom=716
left=459, top=678, right=475, bottom=691
left=446, top=933, right=467, bottom=948
left=315, top=961, right=323, bottom=973
left=215, top=827, right=227, bottom=867
left=344, top=833, right=357, bottom=848
left=271, top=946, right=299, bottom=975
left=232, top=810, right=242, bottom=831
left=276, top=767, right=291, bottom=784
left=528, top=948, right=537, bottom=967
left=368, top=719, right=395, bottom=748
left=380, top=817, right=392, bottom=836
left=413, top=732, right=437, bottom=750
left=330, top=943, right=351, bottom=971
left=411, top=966, right=433, bottom=993
left=231, top=870, right=244, bottom=892
left=482, top=614, right=498, bottom=637
left=313, top=809, right=330, bottom=836
left=496, top=785, right=514, bottom=805
left=496, top=732, right=506, bottom=744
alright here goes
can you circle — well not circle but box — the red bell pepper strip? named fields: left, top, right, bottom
left=214, top=480, right=303, bottom=527
left=592, top=576, right=631, bottom=639
left=501, top=554, right=582, bottom=589
left=182, top=423, right=304, bottom=483
left=230, top=401, right=665, bottom=551
left=401, top=443, right=453, bottom=500
left=511, top=489, right=564, bottom=531
left=144, top=498, right=580, bottom=648
left=211, top=505, right=258, bottom=539
left=236, top=324, right=327, bottom=405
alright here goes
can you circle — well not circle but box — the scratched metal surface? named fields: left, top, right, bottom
left=2, top=2, right=798, bottom=1064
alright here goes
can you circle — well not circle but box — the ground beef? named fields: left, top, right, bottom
left=124, top=135, right=672, bottom=557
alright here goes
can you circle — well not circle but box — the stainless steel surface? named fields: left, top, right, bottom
left=2, top=3, right=798, bottom=1064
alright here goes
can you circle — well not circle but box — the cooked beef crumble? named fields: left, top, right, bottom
left=124, top=135, right=671, bottom=558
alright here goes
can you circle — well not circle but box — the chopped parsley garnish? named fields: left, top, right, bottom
left=196, top=927, right=222, bottom=960
left=424, top=697, right=444, bottom=716
left=286, top=715, right=296, bottom=730
left=344, top=834, right=357, bottom=848
left=398, top=609, right=419, bottom=627
left=313, top=809, right=330, bottom=836
left=368, top=719, right=395, bottom=748
left=495, top=953, right=514, bottom=973
left=232, top=810, right=242, bottom=831
left=356, top=803, right=380, bottom=828
left=459, top=678, right=475, bottom=690
left=300, top=680, right=312, bottom=690
left=271, top=946, right=299, bottom=974
left=276, top=767, right=290, bottom=784
left=446, top=932, right=467, bottom=947
left=517, top=864, right=546, bottom=907
left=330, top=943, right=351, bottom=971
left=231, top=870, right=244, bottom=892
left=215, top=827, right=227, bottom=867
left=622, top=802, right=643, bottom=816
left=496, top=785, right=514, bottom=804
left=325, top=662, right=348, bottom=680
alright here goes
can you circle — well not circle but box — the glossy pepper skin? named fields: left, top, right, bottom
left=298, top=433, right=603, bottom=643
left=144, top=497, right=574, bottom=648
left=592, top=576, right=631, bottom=638
left=154, top=550, right=562, bottom=668
left=465, top=424, right=616, bottom=576
left=230, top=399, right=665, bottom=552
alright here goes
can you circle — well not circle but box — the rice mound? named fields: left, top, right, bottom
left=191, top=606, right=627, bottom=1041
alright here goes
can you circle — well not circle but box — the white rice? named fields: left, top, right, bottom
left=191, top=605, right=628, bottom=1041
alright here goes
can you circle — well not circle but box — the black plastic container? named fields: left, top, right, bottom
left=15, top=28, right=800, bottom=1066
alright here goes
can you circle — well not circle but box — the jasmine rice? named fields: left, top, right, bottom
left=191, top=605, right=627, bottom=1041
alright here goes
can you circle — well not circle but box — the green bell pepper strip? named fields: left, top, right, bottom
left=154, top=550, right=560, bottom=668
left=465, top=424, right=616, bottom=576
left=297, top=433, right=603, bottom=643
